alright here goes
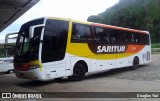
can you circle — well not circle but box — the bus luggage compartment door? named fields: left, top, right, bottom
left=45, top=63, right=65, bottom=79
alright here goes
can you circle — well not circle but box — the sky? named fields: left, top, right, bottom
left=0, top=0, right=119, bottom=40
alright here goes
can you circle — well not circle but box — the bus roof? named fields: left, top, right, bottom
left=46, top=17, right=148, bottom=34
left=91, top=23, right=148, bottom=34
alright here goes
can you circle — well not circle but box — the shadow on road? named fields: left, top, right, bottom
left=17, top=65, right=148, bottom=89
left=85, top=65, right=148, bottom=80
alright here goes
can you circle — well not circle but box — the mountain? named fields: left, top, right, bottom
left=87, top=0, right=160, bottom=43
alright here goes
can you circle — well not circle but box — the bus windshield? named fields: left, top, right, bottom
left=14, top=18, right=44, bottom=63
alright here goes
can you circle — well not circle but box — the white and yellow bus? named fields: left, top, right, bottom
left=14, top=17, right=151, bottom=81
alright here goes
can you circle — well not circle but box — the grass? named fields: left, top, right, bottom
left=151, top=43, right=160, bottom=48
left=151, top=43, right=160, bottom=54
left=152, top=48, right=160, bottom=54
left=0, top=49, right=5, bottom=58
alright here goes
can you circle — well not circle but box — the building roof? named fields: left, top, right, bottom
left=0, top=0, right=40, bottom=32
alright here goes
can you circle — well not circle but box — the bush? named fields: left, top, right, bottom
left=151, top=43, right=160, bottom=48
left=0, top=48, right=5, bottom=58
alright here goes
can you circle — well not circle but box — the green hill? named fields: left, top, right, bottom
left=87, top=0, right=160, bottom=43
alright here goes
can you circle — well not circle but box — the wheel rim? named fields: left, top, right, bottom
left=74, top=68, right=81, bottom=76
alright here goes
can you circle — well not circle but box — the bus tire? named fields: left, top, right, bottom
left=131, top=57, right=139, bottom=70
left=54, top=77, right=63, bottom=81
left=69, top=63, right=86, bottom=81
left=6, top=69, right=14, bottom=74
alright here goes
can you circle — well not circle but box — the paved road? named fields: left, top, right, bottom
left=0, top=54, right=160, bottom=101
left=100, top=54, right=160, bottom=81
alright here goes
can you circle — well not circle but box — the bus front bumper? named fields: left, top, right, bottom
left=14, top=69, right=44, bottom=80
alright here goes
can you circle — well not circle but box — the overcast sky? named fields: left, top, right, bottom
left=0, top=0, right=119, bottom=40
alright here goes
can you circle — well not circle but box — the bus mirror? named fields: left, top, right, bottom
left=29, top=24, right=44, bottom=39
left=29, top=26, right=34, bottom=38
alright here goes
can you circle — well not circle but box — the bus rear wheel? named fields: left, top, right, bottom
left=131, top=57, right=139, bottom=70
left=6, top=69, right=14, bottom=74
left=69, top=63, right=86, bottom=81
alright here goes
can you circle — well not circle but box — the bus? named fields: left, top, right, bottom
left=14, top=17, right=151, bottom=81
left=0, top=32, right=17, bottom=74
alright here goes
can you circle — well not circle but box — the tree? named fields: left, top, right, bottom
left=87, top=0, right=160, bottom=43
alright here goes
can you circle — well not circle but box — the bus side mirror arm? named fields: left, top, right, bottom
left=29, top=26, right=34, bottom=38
left=29, top=24, right=45, bottom=39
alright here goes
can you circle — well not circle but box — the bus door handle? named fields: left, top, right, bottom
left=51, top=70, right=56, bottom=72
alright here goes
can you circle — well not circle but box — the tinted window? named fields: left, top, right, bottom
left=145, top=34, right=150, bottom=45
left=42, top=20, right=68, bottom=63
left=123, top=32, right=135, bottom=44
left=116, top=30, right=125, bottom=43
left=93, top=27, right=110, bottom=43
left=127, top=32, right=150, bottom=45
left=71, top=23, right=150, bottom=45
left=109, top=29, right=118, bottom=43
left=71, top=23, right=91, bottom=42
left=93, top=27, right=149, bottom=45
left=93, top=28, right=125, bottom=44
left=103, top=29, right=125, bottom=44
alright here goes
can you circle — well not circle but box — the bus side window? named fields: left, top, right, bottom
left=116, top=30, right=124, bottom=44
left=125, top=32, right=132, bottom=43
left=110, top=36, right=116, bottom=43
left=146, top=34, right=150, bottom=45
left=143, top=34, right=148, bottom=44
left=110, top=29, right=117, bottom=44
left=131, top=33, right=135, bottom=43
left=94, top=27, right=104, bottom=42
left=137, top=34, right=143, bottom=44
left=123, top=32, right=128, bottom=43
left=134, top=33, right=138, bottom=43
left=134, top=33, right=142, bottom=44
left=104, top=29, right=110, bottom=43
left=93, top=27, right=110, bottom=43
left=72, top=23, right=91, bottom=42
left=84, top=26, right=92, bottom=41
left=74, top=24, right=84, bottom=40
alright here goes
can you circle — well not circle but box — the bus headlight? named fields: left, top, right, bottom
left=29, top=64, right=40, bottom=70
left=3, top=59, right=13, bottom=64
left=0, top=60, right=3, bottom=64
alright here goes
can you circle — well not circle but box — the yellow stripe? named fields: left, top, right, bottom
left=39, top=60, right=42, bottom=71
left=72, top=20, right=92, bottom=25
left=47, top=17, right=70, bottom=21
left=29, top=60, right=39, bottom=64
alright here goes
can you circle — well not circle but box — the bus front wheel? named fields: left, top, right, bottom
left=69, top=63, right=86, bottom=81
